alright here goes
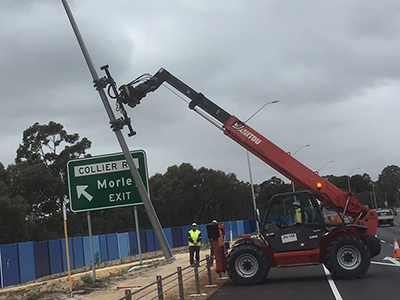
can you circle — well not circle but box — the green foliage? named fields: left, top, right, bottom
left=147, top=163, right=253, bottom=227
left=377, top=165, right=400, bottom=207
left=0, top=121, right=399, bottom=245
left=5, top=121, right=92, bottom=242
left=255, top=176, right=292, bottom=209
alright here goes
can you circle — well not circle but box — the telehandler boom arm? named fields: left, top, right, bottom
left=118, top=67, right=378, bottom=236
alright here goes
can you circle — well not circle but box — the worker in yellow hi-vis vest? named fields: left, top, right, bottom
left=188, top=222, right=202, bottom=266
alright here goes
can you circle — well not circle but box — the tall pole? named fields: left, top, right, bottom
left=61, top=0, right=174, bottom=261
left=291, top=144, right=310, bottom=157
left=62, top=202, right=73, bottom=294
left=347, top=167, right=360, bottom=192
left=247, top=150, right=259, bottom=232
left=371, top=181, right=378, bottom=209
left=244, top=100, right=279, bottom=233
left=86, top=212, right=96, bottom=282
left=291, top=144, right=310, bottom=192
left=134, top=206, right=143, bottom=265
left=317, top=160, right=334, bottom=173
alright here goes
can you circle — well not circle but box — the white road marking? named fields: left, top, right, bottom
left=383, top=257, right=400, bottom=266
left=371, top=261, right=400, bottom=267
left=322, top=265, right=343, bottom=300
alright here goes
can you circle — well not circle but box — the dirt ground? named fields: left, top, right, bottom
left=0, top=248, right=228, bottom=300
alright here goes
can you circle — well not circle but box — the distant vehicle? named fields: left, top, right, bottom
left=377, top=209, right=395, bottom=226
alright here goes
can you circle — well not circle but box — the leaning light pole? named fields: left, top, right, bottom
left=61, top=0, right=174, bottom=261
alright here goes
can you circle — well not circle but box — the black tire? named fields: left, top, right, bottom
left=325, top=235, right=371, bottom=279
left=227, top=243, right=269, bottom=285
left=390, top=220, right=394, bottom=226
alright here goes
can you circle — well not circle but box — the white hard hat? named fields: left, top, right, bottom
left=292, top=200, right=301, bottom=206
left=191, top=222, right=197, bottom=227
left=212, top=220, right=218, bottom=224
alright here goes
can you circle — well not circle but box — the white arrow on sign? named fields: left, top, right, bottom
left=76, top=185, right=93, bottom=201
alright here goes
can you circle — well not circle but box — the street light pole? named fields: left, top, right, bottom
left=371, top=181, right=378, bottom=209
left=347, top=167, right=360, bottom=192
left=291, top=144, right=310, bottom=192
left=291, top=144, right=310, bottom=157
left=244, top=100, right=279, bottom=123
left=317, top=160, right=334, bottom=173
left=247, top=151, right=259, bottom=232
left=245, top=100, right=279, bottom=233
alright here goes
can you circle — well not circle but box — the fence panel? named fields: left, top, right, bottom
left=231, top=221, right=239, bottom=238
left=249, top=219, right=256, bottom=233
left=140, top=231, right=148, bottom=253
left=61, top=238, right=75, bottom=271
left=118, top=232, right=130, bottom=258
left=145, top=230, right=156, bottom=252
left=106, top=233, right=119, bottom=261
left=34, top=241, right=50, bottom=279
left=128, top=231, right=138, bottom=256
left=1, top=244, right=20, bottom=287
left=18, top=242, right=36, bottom=284
left=198, top=224, right=208, bottom=242
left=72, top=237, right=85, bottom=269
left=163, top=228, right=173, bottom=249
left=236, top=220, right=244, bottom=236
left=171, top=226, right=183, bottom=248
left=83, top=236, right=91, bottom=267
left=181, top=226, right=189, bottom=247
left=48, top=240, right=63, bottom=275
left=99, top=234, right=109, bottom=262
left=243, top=219, right=250, bottom=234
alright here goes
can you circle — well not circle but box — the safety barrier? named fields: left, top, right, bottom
left=0, top=219, right=255, bottom=288
left=118, top=255, right=220, bottom=300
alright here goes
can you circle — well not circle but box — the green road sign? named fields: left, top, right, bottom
left=67, top=150, right=148, bottom=213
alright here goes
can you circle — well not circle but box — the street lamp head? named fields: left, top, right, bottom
left=317, top=160, right=334, bottom=172
left=347, top=167, right=361, bottom=176
left=292, top=144, right=311, bottom=156
left=244, top=99, right=279, bottom=123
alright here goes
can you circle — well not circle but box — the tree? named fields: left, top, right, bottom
left=7, top=121, right=92, bottom=241
left=147, top=163, right=253, bottom=228
left=15, top=121, right=91, bottom=182
left=377, top=165, right=400, bottom=207
left=255, top=176, right=292, bottom=210
left=0, top=163, right=29, bottom=243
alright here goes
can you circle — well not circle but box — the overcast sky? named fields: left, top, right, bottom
left=1, top=0, right=399, bottom=185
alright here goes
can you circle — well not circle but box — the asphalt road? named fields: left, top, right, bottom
left=210, top=214, right=400, bottom=300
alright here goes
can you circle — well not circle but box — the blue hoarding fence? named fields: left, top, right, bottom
left=0, top=219, right=255, bottom=288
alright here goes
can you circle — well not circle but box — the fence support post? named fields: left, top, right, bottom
left=194, top=265, right=201, bottom=294
left=177, top=267, right=184, bottom=300
left=124, top=290, right=132, bottom=300
left=156, top=275, right=164, bottom=300
left=206, top=255, right=213, bottom=286
left=205, top=255, right=218, bottom=288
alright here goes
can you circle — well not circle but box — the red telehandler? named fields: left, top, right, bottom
left=104, top=67, right=380, bottom=285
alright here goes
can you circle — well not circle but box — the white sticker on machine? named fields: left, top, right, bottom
left=281, top=233, right=298, bottom=244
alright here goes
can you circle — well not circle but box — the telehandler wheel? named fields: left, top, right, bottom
left=325, top=235, right=371, bottom=279
left=227, top=243, right=269, bottom=285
